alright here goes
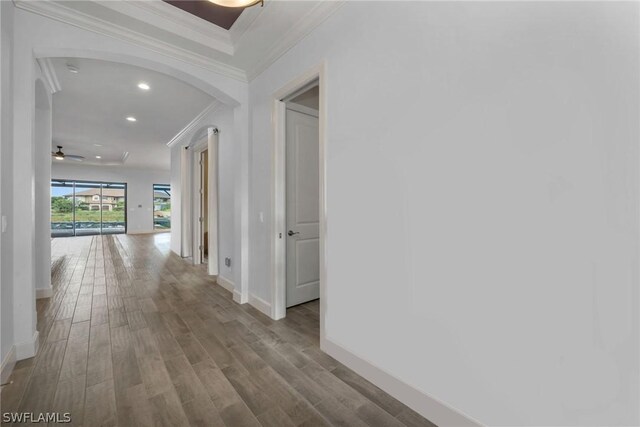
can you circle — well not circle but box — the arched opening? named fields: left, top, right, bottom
left=34, top=49, right=242, bottom=107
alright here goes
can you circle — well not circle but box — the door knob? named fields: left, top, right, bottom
left=287, top=230, right=299, bottom=236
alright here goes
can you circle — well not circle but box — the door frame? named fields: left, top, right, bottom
left=270, top=62, right=327, bottom=343
left=191, top=141, right=207, bottom=266
left=189, top=128, right=219, bottom=275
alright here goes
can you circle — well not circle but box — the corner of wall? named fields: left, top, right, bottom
left=14, top=330, right=39, bottom=361
left=0, top=345, right=16, bottom=384
left=321, top=338, right=483, bottom=427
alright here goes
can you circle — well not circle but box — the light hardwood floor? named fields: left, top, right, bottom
left=1, top=234, right=436, bottom=427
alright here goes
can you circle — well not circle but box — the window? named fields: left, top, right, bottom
left=51, top=180, right=127, bottom=237
left=153, top=184, right=171, bottom=230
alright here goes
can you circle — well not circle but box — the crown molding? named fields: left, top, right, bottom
left=14, top=0, right=247, bottom=82
left=228, top=2, right=264, bottom=46
left=98, top=0, right=234, bottom=56
left=246, top=0, right=346, bottom=81
left=167, top=101, right=223, bottom=148
left=36, top=57, right=61, bottom=94
left=16, top=0, right=347, bottom=85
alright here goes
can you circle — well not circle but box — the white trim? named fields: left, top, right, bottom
left=246, top=1, right=345, bottom=81
left=13, top=0, right=247, bottom=82
left=286, top=103, right=319, bottom=118
left=167, top=101, right=222, bottom=148
left=216, top=276, right=235, bottom=293
left=233, top=289, right=248, bottom=305
left=322, top=338, right=483, bottom=427
left=206, top=128, right=220, bottom=276
left=35, top=58, right=61, bottom=94
left=98, top=0, right=234, bottom=55
left=228, top=2, right=264, bottom=45
left=180, top=147, right=192, bottom=258
left=270, top=62, right=326, bottom=335
left=248, top=293, right=272, bottom=317
left=272, top=98, right=287, bottom=320
left=127, top=230, right=170, bottom=235
left=0, top=346, right=17, bottom=385
left=35, top=287, right=53, bottom=299
left=15, top=330, right=39, bottom=360
left=14, top=0, right=344, bottom=83
left=191, top=142, right=206, bottom=266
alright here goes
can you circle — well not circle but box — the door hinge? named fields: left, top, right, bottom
left=198, top=217, right=203, bottom=222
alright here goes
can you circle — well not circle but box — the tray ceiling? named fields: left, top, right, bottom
left=163, top=1, right=243, bottom=30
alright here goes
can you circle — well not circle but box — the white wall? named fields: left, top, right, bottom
left=248, top=2, right=639, bottom=426
left=170, top=144, right=182, bottom=255
left=0, top=0, right=15, bottom=373
left=34, top=80, right=51, bottom=294
left=169, top=105, right=239, bottom=289
left=51, top=163, right=170, bottom=234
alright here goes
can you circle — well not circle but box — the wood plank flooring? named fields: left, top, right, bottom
left=1, top=234, right=437, bottom=427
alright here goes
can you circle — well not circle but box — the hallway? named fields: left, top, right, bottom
left=1, top=234, right=434, bottom=427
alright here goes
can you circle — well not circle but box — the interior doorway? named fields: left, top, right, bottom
left=285, top=86, right=320, bottom=307
left=190, top=127, right=219, bottom=276
left=271, top=65, right=326, bottom=328
left=200, top=149, right=209, bottom=263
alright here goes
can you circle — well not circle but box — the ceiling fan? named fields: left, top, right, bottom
left=52, top=145, right=85, bottom=161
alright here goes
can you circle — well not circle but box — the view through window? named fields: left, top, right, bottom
left=51, top=179, right=127, bottom=237
left=153, top=184, right=171, bottom=230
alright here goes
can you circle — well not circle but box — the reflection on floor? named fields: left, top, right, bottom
left=2, top=234, right=436, bottom=427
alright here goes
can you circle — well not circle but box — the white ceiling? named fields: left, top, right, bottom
left=16, top=0, right=344, bottom=81
left=51, top=57, right=213, bottom=170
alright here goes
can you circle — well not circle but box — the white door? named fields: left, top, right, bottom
left=286, top=108, right=320, bottom=307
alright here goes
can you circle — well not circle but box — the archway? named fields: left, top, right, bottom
left=33, top=48, right=243, bottom=107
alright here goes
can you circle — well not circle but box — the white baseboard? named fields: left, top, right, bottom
left=15, top=330, right=39, bottom=360
left=216, top=276, right=235, bottom=293
left=322, top=338, right=482, bottom=427
left=36, top=287, right=53, bottom=299
left=233, top=289, right=248, bottom=304
left=127, top=229, right=170, bottom=235
left=248, top=293, right=271, bottom=317
left=0, top=346, right=16, bottom=384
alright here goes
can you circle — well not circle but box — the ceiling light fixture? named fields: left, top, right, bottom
left=126, top=116, right=137, bottom=122
left=137, top=82, right=150, bottom=91
left=94, top=144, right=102, bottom=147
left=66, top=64, right=79, bottom=74
left=207, top=0, right=263, bottom=8
left=53, top=146, right=65, bottom=160
left=96, top=155, right=102, bottom=159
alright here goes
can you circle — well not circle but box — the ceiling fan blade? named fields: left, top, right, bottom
left=65, top=155, right=85, bottom=161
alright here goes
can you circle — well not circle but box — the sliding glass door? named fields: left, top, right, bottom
left=153, top=183, right=171, bottom=230
left=50, top=180, right=75, bottom=237
left=73, top=181, right=102, bottom=236
left=51, top=179, right=127, bottom=237
left=101, top=182, right=126, bottom=234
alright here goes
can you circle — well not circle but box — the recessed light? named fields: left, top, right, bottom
left=95, top=155, right=102, bottom=159
left=66, top=64, right=79, bottom=74
left=94, top=144, right=102, bottom=147
left=126, top=116, right=137, bottom=122
left=137, top=82, right=150, bottom=91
